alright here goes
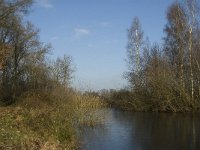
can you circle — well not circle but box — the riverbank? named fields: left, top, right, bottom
left=0, top=88, right=106, bottom=149
left=103, top=89, right=200, bottom=112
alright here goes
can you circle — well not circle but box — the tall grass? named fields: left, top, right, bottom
left=0, top=87, right=106, bottom=149
left=72, top=93, right=106, bottom=127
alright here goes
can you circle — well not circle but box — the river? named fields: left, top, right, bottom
left=80, top=109, right=200, bottom=150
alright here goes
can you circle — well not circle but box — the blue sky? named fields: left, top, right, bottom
left=28, top=0, right=175, bottom=91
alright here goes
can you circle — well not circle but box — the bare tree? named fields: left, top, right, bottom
left=127, top=17, right=143, bottom=74
left=0, top=0, right=32, bottom=70
left=51, top=55, right=74, bottom=88
left=185, top=0, right=199, bottom=101
left=164, top=2, right=188, bottom=96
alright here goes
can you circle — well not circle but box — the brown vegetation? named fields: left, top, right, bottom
left=107, top=0, right=200, bottom=112
left=0, top=88, right=105, bottom=149
left=0, top=0, right=106, bottom=149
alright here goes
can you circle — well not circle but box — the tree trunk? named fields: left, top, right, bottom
left=189, top=28, right=194, bottom=101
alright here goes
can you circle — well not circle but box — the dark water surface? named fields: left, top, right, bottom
left=80, top=109, right=200, bottom=150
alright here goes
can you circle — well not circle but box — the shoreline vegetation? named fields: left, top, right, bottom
left=0, top=0, right=200, bottom=149
left=100, top=89, right=200, bottom=112
left=101, top=0, right=200, bottom=113
left=0, top=88, right=106, bottom=149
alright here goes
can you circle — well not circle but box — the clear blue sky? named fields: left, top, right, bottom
left=28, top=0, right=175, bottom=91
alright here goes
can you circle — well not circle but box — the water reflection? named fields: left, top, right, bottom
left=80, top=109, right=200, bottom=150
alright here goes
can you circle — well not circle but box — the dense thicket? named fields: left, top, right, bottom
left=121, top=0, right=200, bottom=112
left=0, top=0, right=74, bottom=105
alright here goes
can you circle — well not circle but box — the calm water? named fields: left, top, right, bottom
left=80, top=109, right=200, bottom=150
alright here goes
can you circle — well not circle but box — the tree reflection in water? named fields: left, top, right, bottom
left=80, top=109, right=200, bottom=150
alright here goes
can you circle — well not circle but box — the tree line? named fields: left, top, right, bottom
left=123, top=0, right=200, bottom=112
left=0, top=0, right=73, bottom=105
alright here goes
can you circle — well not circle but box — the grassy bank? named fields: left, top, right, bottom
left=0, top=88, right=106, bottom=149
